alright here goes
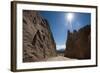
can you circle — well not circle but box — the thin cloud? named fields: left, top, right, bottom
left=56, top=45, right=66, bottom=50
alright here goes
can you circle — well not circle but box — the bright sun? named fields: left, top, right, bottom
left=66, top=13, right=74, bottom=32
left=67, top=13, right=74, bottom=22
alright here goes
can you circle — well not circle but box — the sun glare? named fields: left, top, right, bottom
left=67, top=13, right=74, bottom=22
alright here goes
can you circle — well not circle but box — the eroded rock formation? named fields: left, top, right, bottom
left=64, top=25, right=91, bottom=59
left=23, top=10, right=57, bottom=62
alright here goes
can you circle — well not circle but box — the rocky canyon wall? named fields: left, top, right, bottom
left=23, top=10, right=57, bottom=62
left=64, top=25, right=91, bottom=59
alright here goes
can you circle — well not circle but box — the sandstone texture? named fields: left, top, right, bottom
left=64, top=25, right=91, bottom=59
left=23, top=10, right=57, bottom=62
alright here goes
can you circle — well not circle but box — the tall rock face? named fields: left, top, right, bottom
left=23, top=10, right=57, bottom=62
left=64, top=25, right=91, bottom=59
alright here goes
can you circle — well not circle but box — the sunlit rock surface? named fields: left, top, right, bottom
left=23, top=10, right=57, bottom=62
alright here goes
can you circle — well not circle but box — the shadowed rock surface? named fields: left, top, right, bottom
left=23, top=10, right=57, bottom=62
left=64, top=25, right=91, bottom=59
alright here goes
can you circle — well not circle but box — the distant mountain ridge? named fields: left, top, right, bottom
left=57, top=48, right=65, bottom=53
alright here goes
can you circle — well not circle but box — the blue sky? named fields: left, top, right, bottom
left=39, top=11, right=91, bottom=50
